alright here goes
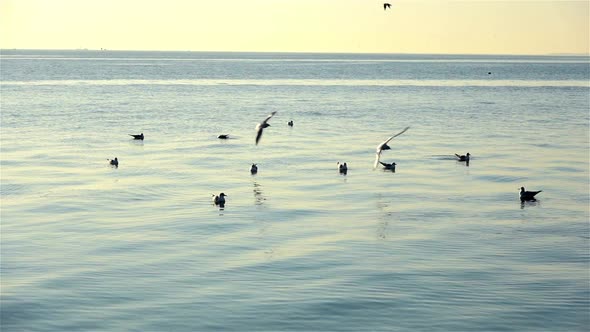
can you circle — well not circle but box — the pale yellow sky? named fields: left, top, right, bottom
left=1, top=0, right=588, bottom=55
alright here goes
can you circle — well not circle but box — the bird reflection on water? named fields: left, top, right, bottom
left=253, top=181, right=266, bottom=205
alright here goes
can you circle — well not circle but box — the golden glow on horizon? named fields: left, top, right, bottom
left=1, top=0, right=588, bottom=55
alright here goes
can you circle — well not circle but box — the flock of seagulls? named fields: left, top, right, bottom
left=111, top=112, right=542, bottom=208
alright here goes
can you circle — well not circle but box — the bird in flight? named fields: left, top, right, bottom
left=255, top=111, right=277, bottom=145
left=374, top=127, right=410, bottom=169
left=384, top=3, right=392, bottom=10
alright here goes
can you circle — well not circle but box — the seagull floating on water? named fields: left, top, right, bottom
left=288, top=121, right=294, bottom=127
left=129, top=133, right=144, bottom=140
left=109, top=157, right=118, bottom=167
left=455, top=153, right=470, bottom=162
left=374, top=127, right=410, bottom=169
left=384, top=3, right=392, bottom=10
left=250, top=164, right=258, bottom=174
left=218, top=134, right=229, bottom=139
left=255, top=111, right=277, bottom=145
left=379, top=161, right=396, bottom=172
left=520, top=187, right=542, bottom=202
left=213, top=193, right=227, bottom=205
left=337, top=162, right=348, bottom=174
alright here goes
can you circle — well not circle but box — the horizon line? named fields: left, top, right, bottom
left=1, top=48, right=589, bottom=58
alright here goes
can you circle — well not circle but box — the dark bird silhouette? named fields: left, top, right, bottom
left=218, top=134, right=229, bottom=139
left=337, top=162, right=348, bottom=174
left=384, top=3, right=392, bottom=10
left=374, top=127, right=410, bottom=168
left=288, top=120, right=294, bottom=127
left=455, top=153, right=470, bottom=162
left=109, top=157, right=118, bottom=167
left=213, top=193, right=227, bottom=205
left=255, top=111, right=277, bottom=145
left=520, top=187, right=542, bottom=202
left=250, top=164, right=258, bottom=174
left=129, top=133, right=144, bottom=140
left=379, top=161, right=396, bottom=172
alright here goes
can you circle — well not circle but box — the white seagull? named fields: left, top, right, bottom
left=374, top=127, right=410, bottom=168
left=255, top=111, right=277, bottom=145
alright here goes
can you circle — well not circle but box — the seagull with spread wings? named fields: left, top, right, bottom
left=374, top=127, right=409, bottom=168
left=255, top=111, right=277, bottom=145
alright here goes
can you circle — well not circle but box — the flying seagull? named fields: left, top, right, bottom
left=255, top=111, right=277, bottom=145
left=129, top=133, right=144, bottom=140
left=384, top=3, right=392, bottom=10
left=374, top=127, right=410, bottom=168
left=520, top=187, right=542, bottom=202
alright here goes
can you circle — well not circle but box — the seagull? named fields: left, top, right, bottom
left=218, top=134, right=229, bottom=139
left=337, top=162, right=348, bottom=174
left=255, top=111, right=277, bottom=145
left=250, top=164, right=258, bottom=174
left=455, top=153, right=470, bottom=162
left=213, top=193, right=227, bottom=205
left=379, top=161, right=396, bottom=172
left=384, top=3, right=391, bottom=10
left=109, top=157, right=118, bottom=167
left=129, top=133, right=144, bottom=140
left=520, top=187, right=542, bottom=202
left=288, top=120, right=294, bottom=127
left=374, top=127, right=410, bottom=168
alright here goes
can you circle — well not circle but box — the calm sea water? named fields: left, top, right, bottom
left=1, top=50, right=589, bottom=331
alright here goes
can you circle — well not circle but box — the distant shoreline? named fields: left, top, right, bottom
left=1, top=48, right=589, bottom=58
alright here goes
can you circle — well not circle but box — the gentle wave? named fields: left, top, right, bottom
left=2, top=79, right=588, bottom=87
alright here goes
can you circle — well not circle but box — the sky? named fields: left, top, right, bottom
left=0, top=0, right=588, bottom=55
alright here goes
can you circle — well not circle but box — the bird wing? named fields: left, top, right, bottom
left=374, top=150, right=383, bottom=169
left=377, top=126, right=410, bottom=151
left=379, top=161, right=388, bottom=167
left=255, top=126, right=264, bottom=145
left=261, top=111, right=277, bottom=125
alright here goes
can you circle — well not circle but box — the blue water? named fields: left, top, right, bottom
left=1, top=50, right=589, bottom=331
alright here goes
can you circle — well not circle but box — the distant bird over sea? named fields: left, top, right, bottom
left=255, top=111, right=277, bottom=145
left=379, top=161, right=396, bottom=172
left=129, top=133, right=144, bottom=140
left=337, top=162, right=348, bottom=174
left=384, top=3, right=391, bottom=10
left=455, top=153, right=470, bottom=162
left=213, top=193, right=227, bottom=206
left=218, top=134, right=229, bottom=139
left=250, top=164, right=258, bottom=174
left=109, top=157, right=118, bottom=167
left=374, top=127, right=410, bottom=169
left=520, top=187, right=542, bottom=202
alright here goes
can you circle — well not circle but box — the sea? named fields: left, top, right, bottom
left=1, top=50, right=589, bottom=331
